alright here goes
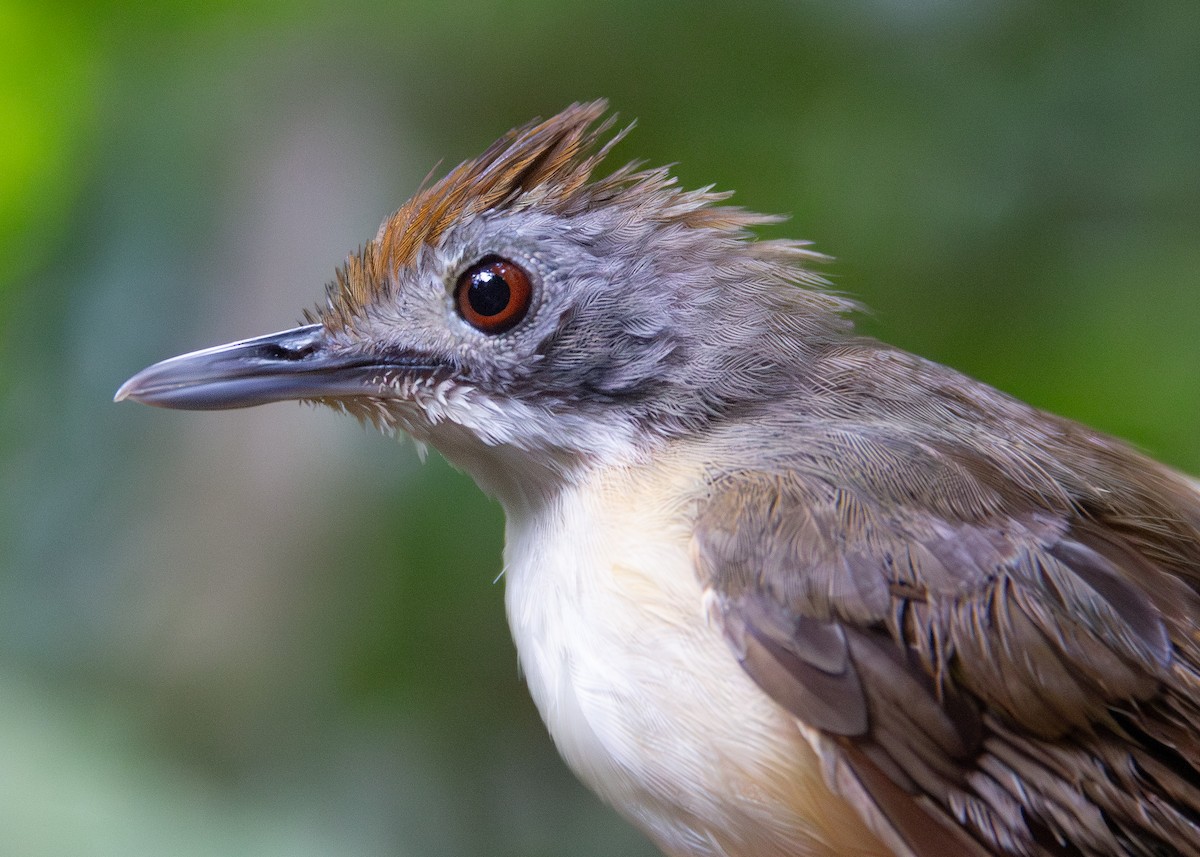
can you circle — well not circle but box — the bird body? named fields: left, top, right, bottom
left=503, top=441, right=890, bottom=856
left=117, top=102, right=1200, bottom=856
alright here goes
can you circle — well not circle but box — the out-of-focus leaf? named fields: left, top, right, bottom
left=0, top=5, right=97, bottom=303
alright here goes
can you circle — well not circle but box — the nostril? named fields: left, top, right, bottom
left=257, top=340, right=319, bottom=361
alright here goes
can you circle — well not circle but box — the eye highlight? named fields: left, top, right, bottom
left=455, top=256, right=532, bottom=334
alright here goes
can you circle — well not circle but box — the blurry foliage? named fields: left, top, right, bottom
left=0, top=5, right=97, bottom=302
left=0, top=0, right=1197, bottom=855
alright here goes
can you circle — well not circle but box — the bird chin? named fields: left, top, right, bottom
left=315, top=381, right=603, bottom=510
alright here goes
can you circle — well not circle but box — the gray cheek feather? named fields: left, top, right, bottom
left=365, top=205, right=852, bottom=452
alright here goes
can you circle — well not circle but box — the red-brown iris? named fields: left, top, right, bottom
left=455, top=256, right=532, bottom=334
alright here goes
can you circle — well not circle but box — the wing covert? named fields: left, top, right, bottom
left=694, top=465, right=1200, bottom=856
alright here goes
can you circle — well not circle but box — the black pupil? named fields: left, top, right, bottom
left=468, top=268, right=511, bottom=317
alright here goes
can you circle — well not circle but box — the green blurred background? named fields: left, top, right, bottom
left=1, top=1, right=1197, bottom=854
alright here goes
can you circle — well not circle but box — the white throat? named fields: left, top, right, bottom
left=497, top=451, right=885, bottom=857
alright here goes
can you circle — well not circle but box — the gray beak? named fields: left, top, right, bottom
left=115, top=324, right=420, bottom=410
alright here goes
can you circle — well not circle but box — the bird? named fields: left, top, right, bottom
left=116, top=101, right=1200, bottom=857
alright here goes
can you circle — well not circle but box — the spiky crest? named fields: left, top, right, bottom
left=308, top=100, right=820, bottom=332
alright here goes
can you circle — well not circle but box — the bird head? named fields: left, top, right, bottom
left=117, top=101, right=853, bottom=506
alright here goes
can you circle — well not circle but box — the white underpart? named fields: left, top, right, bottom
left=373, top=374, right=889, bottom=855
left=501, top=451, right=889, bottom=857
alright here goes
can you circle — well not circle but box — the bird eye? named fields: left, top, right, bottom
left=455, top=256, right=532, bottom=334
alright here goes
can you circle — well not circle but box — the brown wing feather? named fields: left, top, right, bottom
left=694, top=435, right=1200, bottom=856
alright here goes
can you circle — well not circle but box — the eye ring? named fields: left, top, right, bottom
left=454, top=256, right=533, bottom=334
